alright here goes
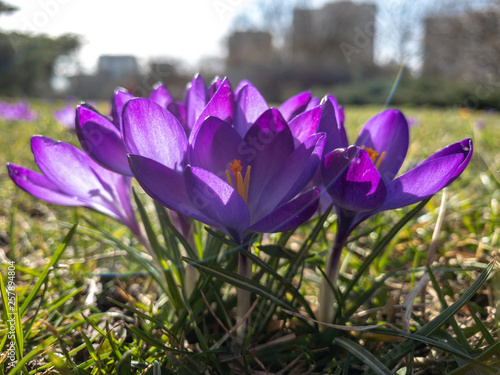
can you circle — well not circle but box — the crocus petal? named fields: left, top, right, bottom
left=254, top=133, right=325, bottom=221
left=325, top=94, right=345, bottom=127
left=185, top=166, right=250, bottom=242
left=249, top=189, right=319, bottom=233
left=123, top=98, right=188, bottom=171
left=234, top=82, right=269, bottom=137
left=305, top=96, right=320, bottom=111
left=31, top=136, right=115, bottom=204
left=149, top=83, right=173, bottom=108
left=76, top=105, right=131, bottom=175
left=7, top=163, right=82, bottom=206
left=379, top=139, right=473, bottom=212
left=288, top=106, right=322, bottom=146
left=243, top=109, right=294, bottom=216
left=111, top=89, right=135, bottom=129
left=208, top=76, right=223, bottom=97
left=355, top=109, right=409, bottom=183
left=234, top=79, right=252, bottom=96
left=167, top=102, right=187, bottom=129
left=189, top=78, right=234, bottom=142
left=186, top=74, right=207, bottom=129
left=128, top=154, right=218, bottom=228
left=190, top=116, right=242, bottom=177
left=322, top=146, right=387, bottom=212
left=318, top=96, right=348, bottom=154
left=278, top=91, right=311, bottom=121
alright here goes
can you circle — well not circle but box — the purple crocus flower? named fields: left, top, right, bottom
left=0, top=101, right=37, bottom=121
left=53, top=103, right=77, bottom=129
left=7, top=136, right=142, bottom=241
left=318, top=109, right=473, bottom=322
left=124, top=95, right=324, bottom=245
left=76, top=74, right=317, bottom=177
left=75, top=88, right=136, bottom=176
left=76, top=75, right=324, bottom=246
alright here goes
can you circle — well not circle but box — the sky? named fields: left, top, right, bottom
left=0, top=0, right=256, bottom=73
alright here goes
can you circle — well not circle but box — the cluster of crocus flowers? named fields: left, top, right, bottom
left=7, top=73, right=473, bottom=328
left=0, top=100, right=37, bottom=121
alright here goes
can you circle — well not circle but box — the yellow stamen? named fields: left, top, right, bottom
left=225, top=159, right=251, bottom=204
left=225, top=170, right=233, bottom=187
left=375, top=151, right=386, bottom=169
left=243, top=166, right=251, bottom=202
left=361, top=146, right=386, bottom=169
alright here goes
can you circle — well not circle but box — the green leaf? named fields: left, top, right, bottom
left=183, top=257, right=296, bottom=312
left=154, top=202, right=183, bottom=266
left=334, top=337, right=394, bottom=375
left=133, top=189, right=167, bottom=268
left=240, top=248, right=316, bottom=318
left=427, top=267, right=471, bottom=349
left=154, top=202, right=198, bottom=261
left=258, top=245, right=295, bottom=259
left=127, top=325, right=188, bottom=354
left=445, top=340, right=500, bottom=375
left=343, top=198, right=431, bottom=299
left=116, top=350, right=133, bottom=375
left=368, top=328, right=495, bottom=372
left=82, top=217, right=174, bottom=301
left=379, top=261, right=495, bottom=369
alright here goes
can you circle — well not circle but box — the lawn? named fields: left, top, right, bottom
left=0, top=99, right=498, bottom=374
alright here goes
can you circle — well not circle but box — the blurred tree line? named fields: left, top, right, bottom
left=0, top=1, right=80, bottom=97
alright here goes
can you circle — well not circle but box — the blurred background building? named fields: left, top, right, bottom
left=1, top=0, right=500, bottom=108
left=423, top=9, right=500, bottom=83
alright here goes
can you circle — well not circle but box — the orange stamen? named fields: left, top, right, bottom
left=361, top=146, right=386, bottom=169
left=226, top=159, right=251, bottom=204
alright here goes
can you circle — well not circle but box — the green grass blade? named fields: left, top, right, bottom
left=427, top=267, right=471, bottom=349
left=445, top=340, right=500, bottom=375
left=9, top=202, right=17, bottom=260
left=116, top=349, right=133, bottom=375
left=466, top=302, right=495, bottom=345
left=334, top=337, right=393, bottom=375
left=107, top=298, right=172, bottom=333
left=154, top=202, right=198, bottom=261
left=380, top=261, right=495, bottom=369
left=343, top=198, right=431, bottom=299
left=368, top=328, right=495, bottom=372
left=82, top=218, right=173, bottom=297
left=154, top=202, right=183, bottom=266
left=133, top=189, right=167, bottom=267
left=20, top=223, right=77, bottom=316
left=240, top=248, right=316, bottom=319
left=126, top=325, right=189, bottom=354
left=184, top=256, right=297, bottom=311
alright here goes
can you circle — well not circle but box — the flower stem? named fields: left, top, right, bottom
left=237, top=250, right=251, bottom=339
left=318, top=213, right=350, bottom=323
